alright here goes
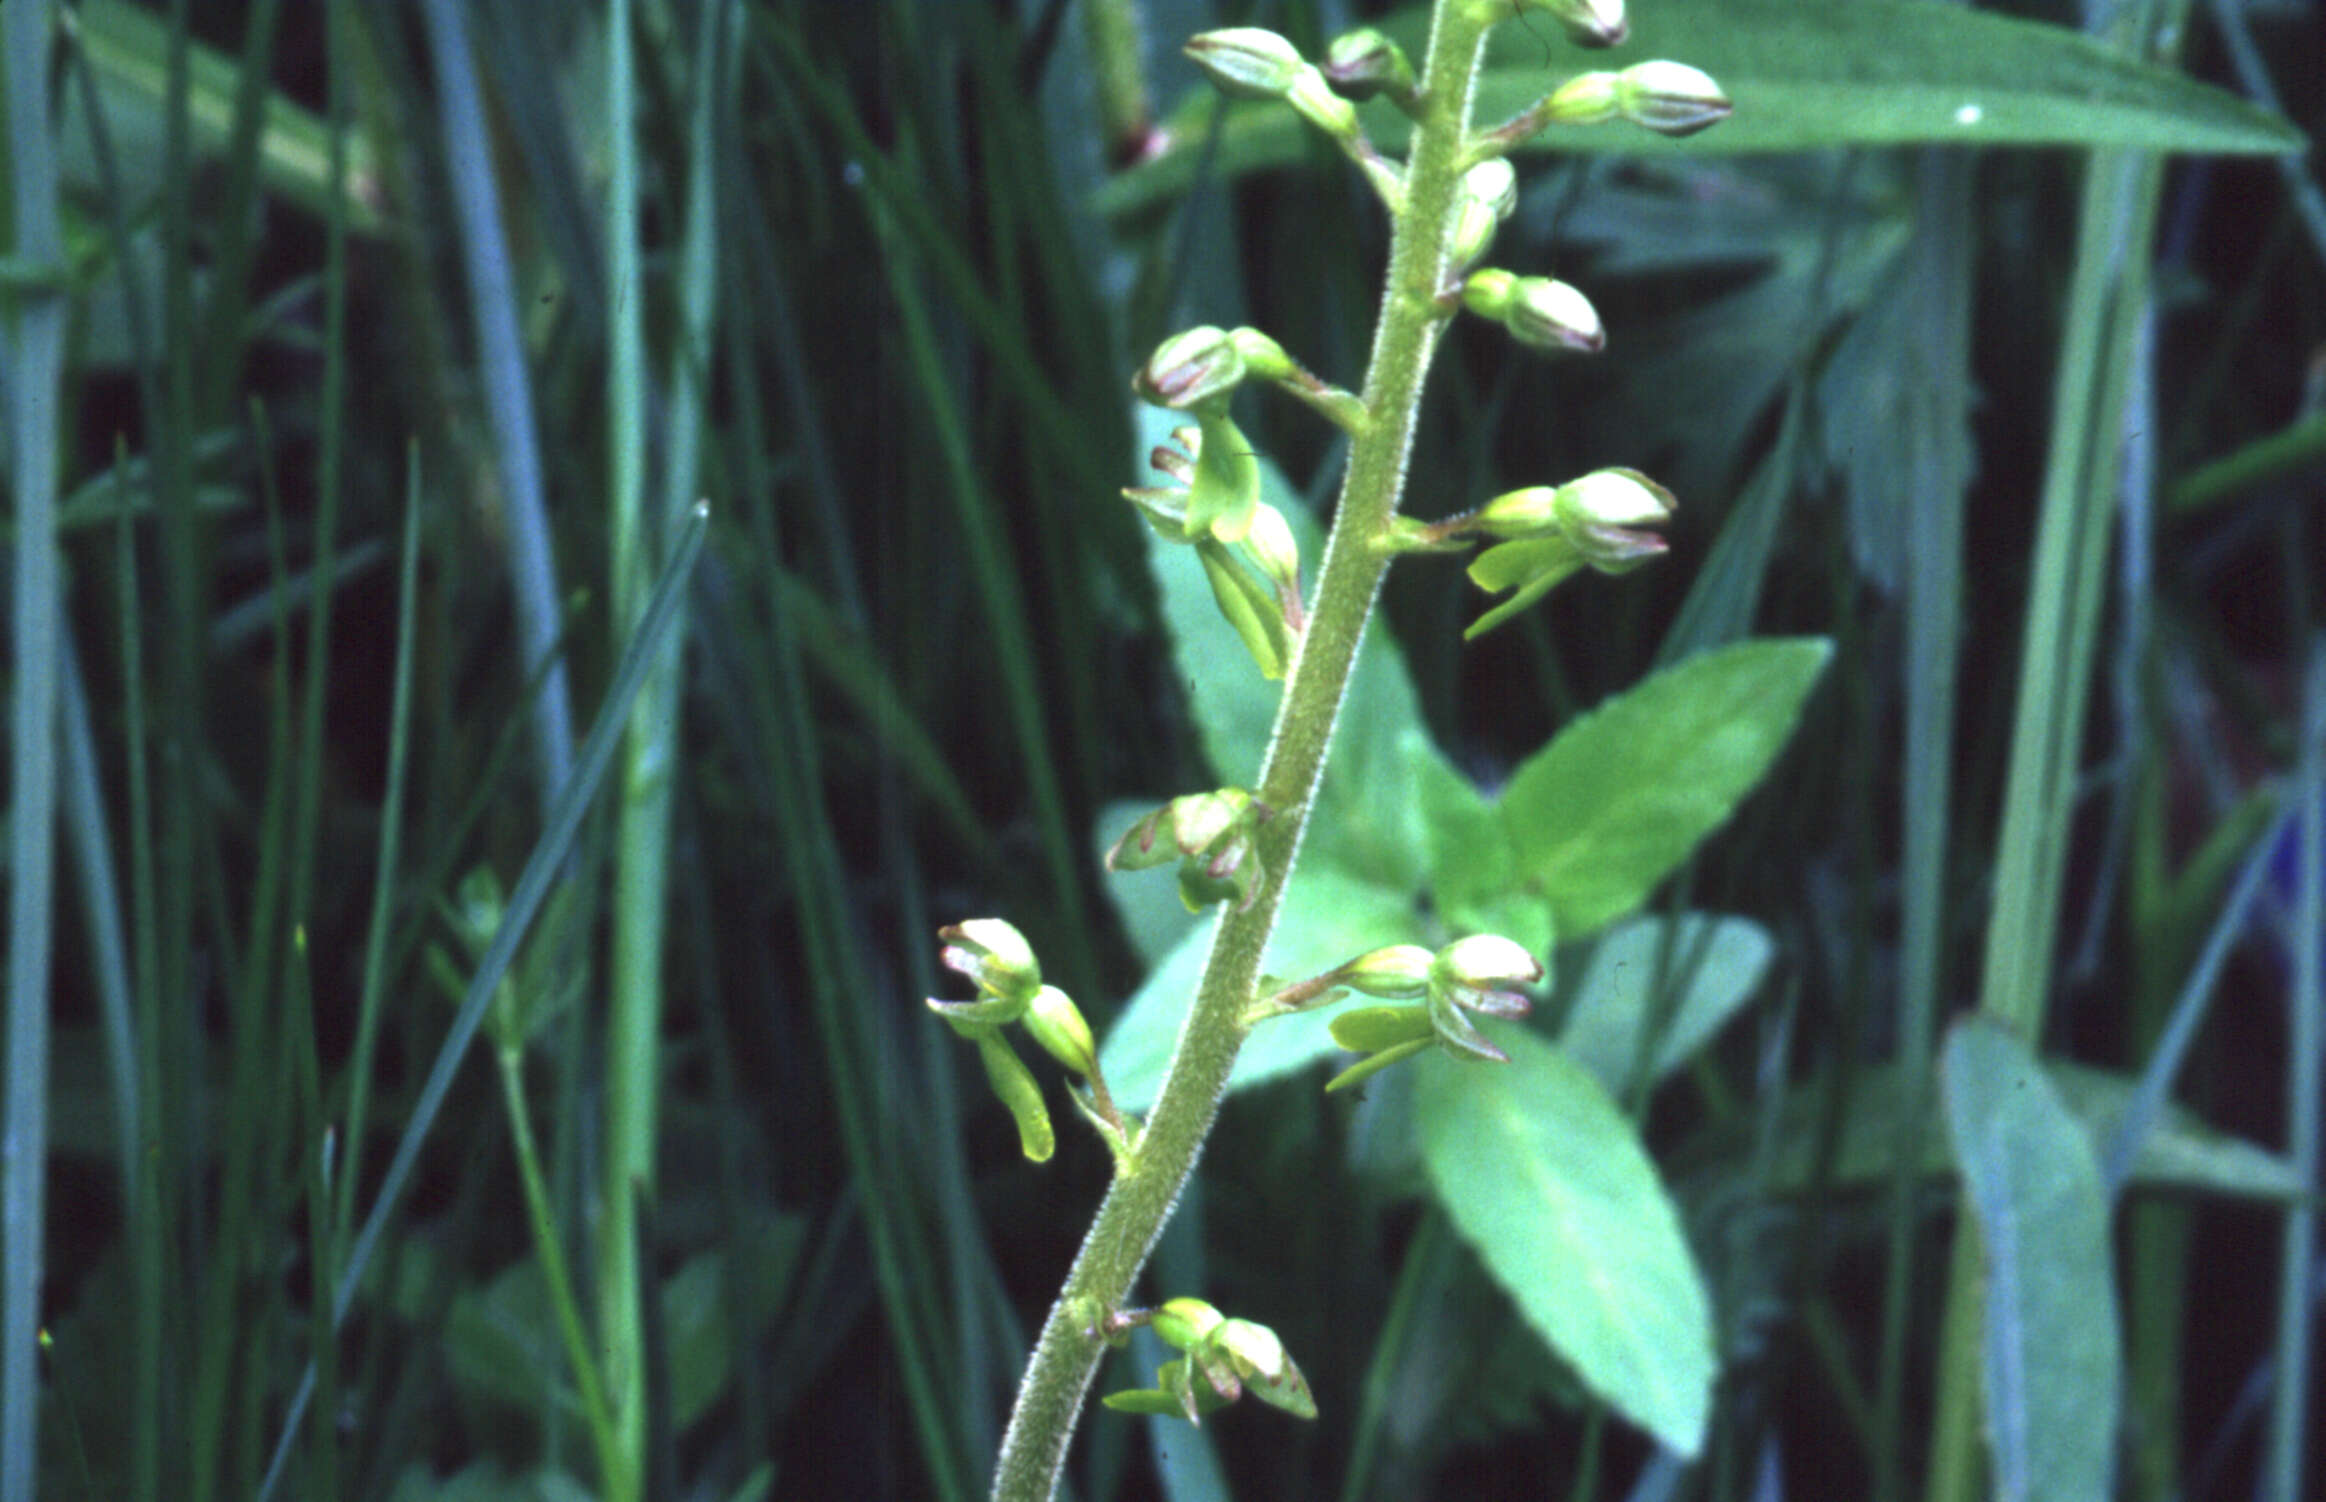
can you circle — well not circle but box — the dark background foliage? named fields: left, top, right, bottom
left=16, top=1, right=2325, bottom=1499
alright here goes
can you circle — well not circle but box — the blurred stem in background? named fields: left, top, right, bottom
left=2, top=3, right=68, bottom=1500
left=417, top=0, right=577, bottom=808
left=1927, top=2, right=2190, bottom=1500
left=1080, top=0, right=1156, bottom=167
left=598, top=0, right=657, bottom=1493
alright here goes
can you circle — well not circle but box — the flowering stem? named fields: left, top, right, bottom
left=986, top=5, right=1497, bottom=1497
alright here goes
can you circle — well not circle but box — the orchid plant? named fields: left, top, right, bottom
left=926, top=4, right=1829, bottom=1496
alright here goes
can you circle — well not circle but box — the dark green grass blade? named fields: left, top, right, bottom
left=2263, top=646, right=2324, bottom=1502
left=254, top=503, right=709, bottom=1502
left=3, top=5, right=69, bottom=1497
left=415, top=0, right=576, bottom=802
left=332, top=447, right=423, bottom=1245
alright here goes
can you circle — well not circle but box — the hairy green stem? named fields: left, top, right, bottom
left=986, top=6, right=1495, bottom=1497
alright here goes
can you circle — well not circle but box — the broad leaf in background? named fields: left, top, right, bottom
left=1502, top=639, right=1831, bottom=940
left=1942, top=1017, right=2121, bottom=1502
left=1415, top=743, right=1558, bottom=960
left=1097, top=0, right=2300, bottom=219
left=1744, top=1058, right=2304, bottom=1202
left=1417, top=1029, right=1715, bottom=1455
left=1101, top=868, right=1423, bottom=1114
left=1555, top=914, right=1775, bottom=1097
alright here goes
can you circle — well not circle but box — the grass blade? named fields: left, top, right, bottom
left=2262, top=644, right=2324, bottom=1502
left=255, top=500, right=710, bottom=1502
left=2, top=4, right=69, bottom=1497
left=416, top=0, right=576, bottom=805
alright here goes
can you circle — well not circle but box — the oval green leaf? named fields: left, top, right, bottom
left=1941, top=1016, right=2122, bottom=1502
left=1500, top=638, right=1829, bottom=940
left=1416, top=1028, right=1714, bottom=1455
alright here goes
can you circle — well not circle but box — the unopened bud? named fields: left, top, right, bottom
left=1615, top=60, right=1732, bottom=138
left=1242, top=502, right=1302, bottom=601
left=1185, top=28, right=1305, bottom=100
left=1175, top=788, right=1248, bottom=855
left=1335, top=944, right=1437, bottom=999
left=1555, top=467, right=1676, bottom=571
left=1476, top=484, right=1560, bottom=539
left=1434, top=934, right=1544, bottom=1018
left=1539, top=71, right=1621, bottom=127
left=1505, top=277, right=1603, bottom=353
left=1136, top=326, right=1245, bottom=411
left=1214, top=1319, right=1316, bottom=1417
left=1322, top=27, right=1416, bottom=101
left=1464, top=270, right=1603, bottom=354
left=1022, top=984, right=1098, bottom=1077
left=1517, top=0, right=1629, bottom=49
left=1152, top=1297, right=1226, bottom=1352
left=1449, top=159, right=1518, bottom=270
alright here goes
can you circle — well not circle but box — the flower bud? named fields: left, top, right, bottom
left=1448, top=159, right=1518, bottom=271
left=1323, top=27, right=1416, bottom=102
left=1538, top=71, right=1621, bottom=127
left=1106, top=788, right=1258, bottom=869
left=1475, top=484, right=1560, bottom=539
left=1197, top=538, right=1294, bottom=680
left=1433, top=934, right=1544, bottom=1019
left=1334, top=944, right=1437, bottom=999
left=1135, top=326, right=1245, bottom=411
left=1174, top=788, right=1249, bottom=855
left=1461, top=266, right=1517, bottom=320
left=1241, top=502, right=1302, bottom=603
left=1435, top=934, right=1546, bottom=990
left=1152, top=1296, right=1226, bottom=1352
left=1504, top=277, right=1604, bottom=354
left=1555, top=467, right=1676, bottom=571
left=1615, top=60, right=1732, bottom=138
left=1184, top=28, right=1306, bottom=100
left=1517, top=0, right=1628, bottom=49
left=1022, top=984, right=1098, bottom=1078
left=1215, top=1320, right=1317, bottom=1418
left=937, top=919, right=1042, bottom=1006
left=1463, top=270, right=1602, bottom=354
